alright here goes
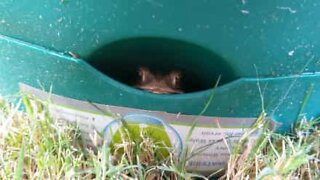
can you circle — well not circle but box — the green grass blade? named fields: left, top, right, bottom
left=14, top=138, right=25, bottom=180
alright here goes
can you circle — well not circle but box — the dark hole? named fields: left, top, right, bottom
left=87, top=37, right=237, bottom=93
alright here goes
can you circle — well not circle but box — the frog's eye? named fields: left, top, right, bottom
left=169, top=71, right=182, bottom=86
left=138, top=66, right=152, bottom=82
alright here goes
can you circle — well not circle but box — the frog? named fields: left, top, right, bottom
left=134, top=66, right=183, bottom=94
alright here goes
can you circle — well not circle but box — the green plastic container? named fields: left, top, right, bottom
left=1, top=0, right=320, bottom=132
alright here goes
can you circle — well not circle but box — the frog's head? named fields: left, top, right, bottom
left=135, top=66, right=183, bottom=94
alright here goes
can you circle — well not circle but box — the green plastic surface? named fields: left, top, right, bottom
left=1, top=1, right=320, bottom=132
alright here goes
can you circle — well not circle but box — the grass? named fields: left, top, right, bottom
left=0, top=95, right=319, bottom=179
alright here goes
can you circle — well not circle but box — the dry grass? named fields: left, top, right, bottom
left=221, top=116, right=319, bottom=180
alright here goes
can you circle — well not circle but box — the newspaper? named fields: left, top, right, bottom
left=20, top=83, right=267, bottom=173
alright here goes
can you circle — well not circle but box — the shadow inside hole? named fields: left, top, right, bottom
left=87, top=37, right=237, bottom=93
